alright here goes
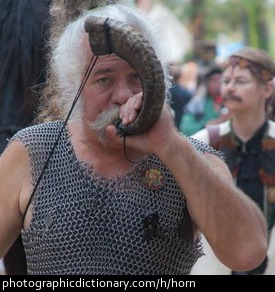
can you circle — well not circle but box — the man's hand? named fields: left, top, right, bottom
left=118, top=92, right=143, bottom=126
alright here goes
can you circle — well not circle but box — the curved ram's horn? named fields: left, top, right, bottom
left=84, top=16, right=165, bottom=136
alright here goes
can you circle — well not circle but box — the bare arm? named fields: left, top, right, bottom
left=107, top=101, right=268, bottom=271
left=0, top=141, right=31, bottom=258
left=156, top=133, right=267, bottom=271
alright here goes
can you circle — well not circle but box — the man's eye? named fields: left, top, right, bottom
left=97, top=77, right=109, bottom=84
left=221, top=79, right=229, bottom=85
left=237, top=80, right=247, bottom=85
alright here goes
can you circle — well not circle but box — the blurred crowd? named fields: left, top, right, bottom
left=169, top=58, right=275, bottom=136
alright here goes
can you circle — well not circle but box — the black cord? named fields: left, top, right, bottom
left=22, top=55, right=99, bottom=222
left=122, top=135, right=141, bottom=164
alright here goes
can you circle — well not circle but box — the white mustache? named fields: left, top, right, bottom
left=89, top=105, right=120, bottom=135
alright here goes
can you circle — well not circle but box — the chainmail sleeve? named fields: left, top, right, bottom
left=8, top=121, right=221, bottom=275
left=187, top=136, right=225, bottom=160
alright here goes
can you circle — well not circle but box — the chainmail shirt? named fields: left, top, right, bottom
left=10, top=121, right=223, bottom=275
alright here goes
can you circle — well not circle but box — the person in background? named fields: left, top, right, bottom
left=266, top=79, right=275, bottom=121
left=0, top=2, right=267, bottom=275
left=0, top=0, right=51, bottom=274
left=179, top=63, right=228, bottom=136
left=169, top=64, right=192, bottom=129
left=192, top=46, right=275, bottom=275
left=179, top=61, right=198, bottom=95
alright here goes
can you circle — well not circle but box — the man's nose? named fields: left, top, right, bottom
left=226, top=80, right=237, bottom=91
left=111, top=81, right=134, bottom=104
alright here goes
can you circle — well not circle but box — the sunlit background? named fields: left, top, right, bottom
left=134, top=0, right=275, bottom=64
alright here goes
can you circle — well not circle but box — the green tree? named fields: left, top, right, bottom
left=158, top=0, right=273, bottom=53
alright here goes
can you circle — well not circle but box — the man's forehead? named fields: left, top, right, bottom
left=92, top=54, right=134, bottom=69
left=223, top=65, right=251, bottom=76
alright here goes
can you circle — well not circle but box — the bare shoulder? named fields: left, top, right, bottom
left=0, top=140, right=31, bottom=256
left=0, top=139, right=29, bottom=170
left=0, top=140, right=31, bottom=214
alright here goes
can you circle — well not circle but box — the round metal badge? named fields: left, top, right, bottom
left=141, top=168, right=165, bottom=190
